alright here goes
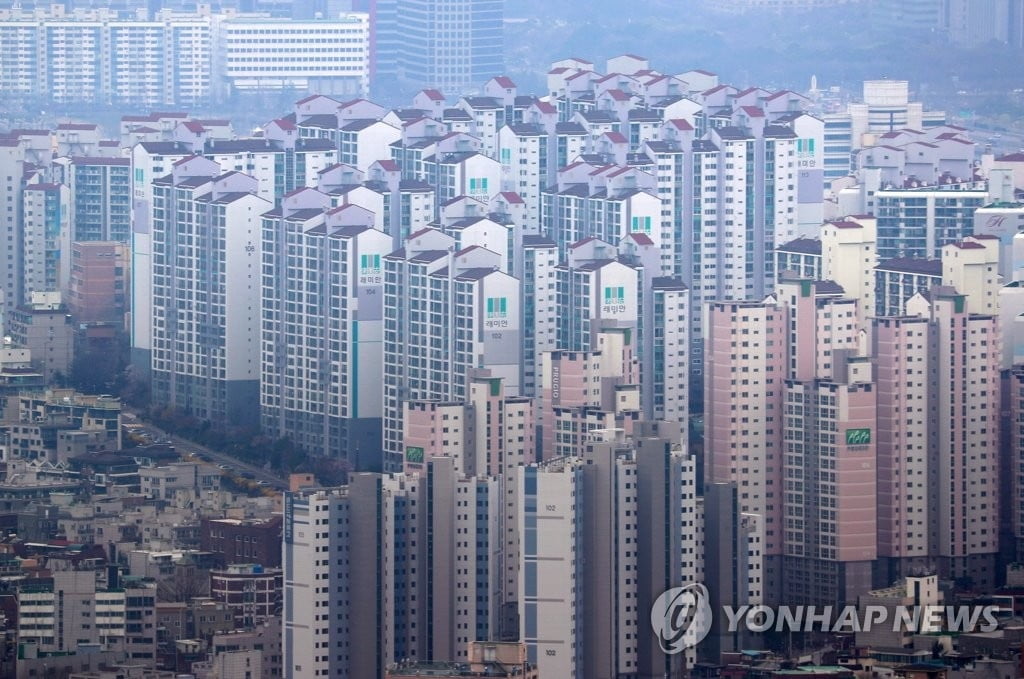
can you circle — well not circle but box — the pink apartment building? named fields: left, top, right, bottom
left=704, top=297, right=787, bottom=598
left=873, top=315, right=935, bottom=581
left=540, top=328, right=640, bottom=459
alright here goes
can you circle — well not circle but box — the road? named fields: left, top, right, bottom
left=122, top=411, right=289, bottom=492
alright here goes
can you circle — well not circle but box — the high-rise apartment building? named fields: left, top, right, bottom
left=132, top=133, right=338, bottom=384
left=0, top=138, right=28, bottom=310
left=821, top=79, right=947, bottom=179
left=283, top=462, right=503, bottom=678
left=704, top=297, right=787, bottom=592
left=149, top=156, right=271, bottom=427
left=54, top=157, right=132, bottom=244
left=383, top=228, right=521, bottom=470
left=518, top=423, right=700, bottom=678
left=0, top=7, right=214, bottom=105
left=873, top=287, right=1001, bottom=589
left=130, top=141, right=194, bottom=379
left=260, top=187, right=392, bottom=470
left=0, top=7, right=369, bottom=105
left=778, top=276, right=877, bottom=606
left=22, top=182, right=69, bottom=298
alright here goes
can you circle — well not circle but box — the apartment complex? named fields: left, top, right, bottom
left=0, top=6, right=370, bottom=105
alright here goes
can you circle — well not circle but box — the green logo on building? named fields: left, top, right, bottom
left=468, top=177, right=489, bottom=196
left=406, top=446, right=424, bottom=464
left=604, top=286, right=626, bottom=306
left=486, top=296, right=508, bottom=319
left=631, top=215, right=652, bottom=234
left=846, top=428, right=871, bottom=445
left=796, top=138, right=816, bottom=157
left=360, top=253, right=381, bottom=275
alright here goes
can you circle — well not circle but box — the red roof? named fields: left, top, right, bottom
left=182, top=121, right=205, bottom=133
left=374, top=159, right=400, bottom=172
left=951, top=241, right=985, bottom=249
left=626, top=232, right=654, bottom=245
left=533, top=100, right=557, bottom=114
left=740, top=106, right=765, bottom=118
left=499, top=191, right=524, bottom=204
left=702, top=84, right=730, bottom=96
left=492, top=76, right=516, bottom=89
left=621, top=53, right=647, bottom=61
left=420, top=89, right=445, bottom=101
left=828, top=220, right=863, bottom=229
left=548, top=67, right=570, bottom=75
left=57, top=123, right=97, bottom=131
left=667, top=119, right=694, bottom=131
left=604, top=131, right=628, bottom=144
left=997, top=152, right=1024, bottom=162
left=273, top=118, right=297, bottom=131
left=605, top=89, right=631, bottom=102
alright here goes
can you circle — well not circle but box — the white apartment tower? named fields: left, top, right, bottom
left=149, top=156, right=271, bottom=427
left=261, top=187, right=392, bottom=470
left=383, top=228, right=522, bottom=471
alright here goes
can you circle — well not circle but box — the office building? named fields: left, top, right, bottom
left=378, top=0, right=504, bottom=94
left=218, top=15, right=370, bottom=98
